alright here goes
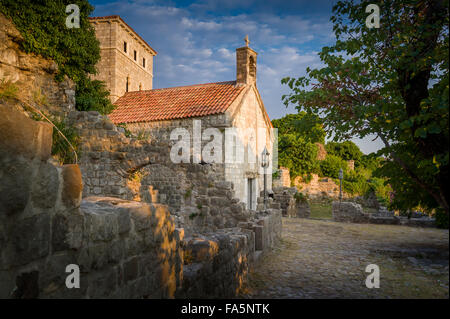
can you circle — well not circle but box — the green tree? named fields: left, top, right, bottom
left=282, top=0, right=449, bottom=216
left=0, top=0, right=114, bottom=114
left=325, top=141, right=363, bottom=163
left=277, top=134, right=318, bottom=179
left=319, top=154, right=348, bottom=179
left=272, top=112, right=326, bottom=144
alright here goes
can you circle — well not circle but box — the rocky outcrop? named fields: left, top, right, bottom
left=0, top=13, right=75, bottom=116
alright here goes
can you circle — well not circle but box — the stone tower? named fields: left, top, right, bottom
left=89, top=16, right=157, bottom=102
left=236, top=35, right=257, bottom=86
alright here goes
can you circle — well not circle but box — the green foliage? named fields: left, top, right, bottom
left=51, top=117, right=80, bottom=165
left=272, top=112, right=326, bottom=144
left=272, top=170, right=280, bottom=179
left=0, top=79, right=19, bottom=100
left=30, top=111, right=80, bottom=165
left=319, top=154, right=348, bottom=179
left=326, top=141, right=363, bottom=163
left=294, top=192, right=309, bottom=204
left=278, top=134, right=318, bottom=179
left=367, top=177, right=392, bottom=207
left=0, top=0, right=114, bottom=114
left=184, top=188, right=192, bottom=199
left=435, top=210, right=449, bottom=229
left=75, top=77, right=115, bottom=114
left=117, top=123, right=133, bottom=138
left=189, top=212, right=199, bottom=220
left=281, top=0, right=449, bottom=215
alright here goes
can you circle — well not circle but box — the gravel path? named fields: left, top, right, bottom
left=244, top=218, right=449, bottom=299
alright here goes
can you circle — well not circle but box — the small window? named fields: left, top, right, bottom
left=142, top=57, right=146, bottom=68
left=123, top=42, right=127, bottom=53
left=126, top=77, right=129, bottom=92
left=134, top=50, right=137, bottom=61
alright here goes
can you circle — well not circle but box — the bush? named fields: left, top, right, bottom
left=294, top=192, right=309, bottom=204
left=367, top=177, right=391, bottom=206
left=75, top=77, right=115, bottom=114
left=326, top=141, right=363, bottom=164
left=435, top=210, right=449, bottom=229
left=278, top=134, right=318, bottom=179
left=319, top=154, right=348, bottom=179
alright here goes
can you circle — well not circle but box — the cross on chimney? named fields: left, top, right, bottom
left=244, top=35, right=250, bottom=47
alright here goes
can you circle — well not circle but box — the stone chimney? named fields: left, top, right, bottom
left=236, top=35, right=257, bottom=86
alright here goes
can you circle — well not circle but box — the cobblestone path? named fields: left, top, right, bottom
left=244, top=218, right=449, bottom=299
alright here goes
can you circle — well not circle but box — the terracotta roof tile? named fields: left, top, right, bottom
left=109, top=81, right=245, bottom=123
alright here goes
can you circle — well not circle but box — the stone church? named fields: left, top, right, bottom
left=89, top=15, right=275, bottom=209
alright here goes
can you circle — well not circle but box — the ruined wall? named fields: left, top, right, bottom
left=67, top=110, right=167, bottom=200
left=332, top=201, right=436, bottom=227
left=295, top=173, right=351, bottom=200
left=0, top=13, right=75, bottom=115
left=0, top=105, right=182, bottom=298
left=332, top=201, right=369, bottom=223
left=179, top=208, right=282, bottom=298
left=272, top=187, right=310, bottom=218
left=272, top=167, right=291, bottom=188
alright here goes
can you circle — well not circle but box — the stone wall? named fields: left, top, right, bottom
left=0, top=105, right=183, bottom=298
left=179, top=208, right=282, bottom=298
left=89, top=16, right=155, bottom=102
left=332, top=201, right=436, bottom=227
left=13, top=108, right=281, bottom=298
left=332, top=201, right=369, bottom=223
left=272, top=167, right=291, bottom=188
left=272, top=187, right=310, bottom=219
left=295, top=174, right=351, bottom=200
left=66, top=110, right=166, bottom=200
left=0, top=13, right=75, bottom=115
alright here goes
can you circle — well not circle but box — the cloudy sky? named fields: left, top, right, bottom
left=90, top=0, right=384, bottom=154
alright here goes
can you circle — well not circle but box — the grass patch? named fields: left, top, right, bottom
left=310, top=202, right=332, bottom=219
left=0, top=79, right=19, bottom=100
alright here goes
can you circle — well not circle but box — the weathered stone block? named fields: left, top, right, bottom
left=0, top=105, right=52, bottom=161
left=12, top=213, right=51, bottom=265
left=123, top=257, right=139, bottom=282
left=61, top=164, right=83, bottom=209
left=31, top=161, right=59, bottom=209
left=0, top=158, right=32, bottom=215
left=52, top=213, right=83, bottom=252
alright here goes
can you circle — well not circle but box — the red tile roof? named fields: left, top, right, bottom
left=109, top=81, right=246, bottom=123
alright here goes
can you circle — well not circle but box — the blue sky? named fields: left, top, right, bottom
left=90, top=0, right=384, bottom=154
